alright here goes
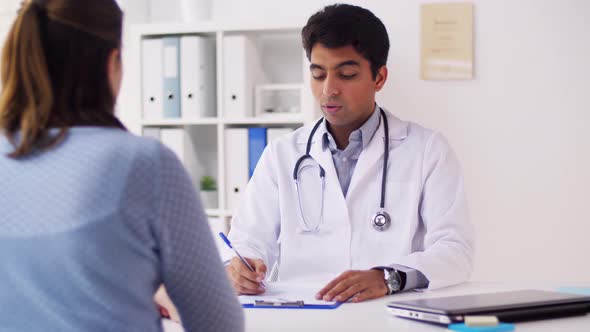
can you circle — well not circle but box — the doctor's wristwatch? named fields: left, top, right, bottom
left=375, top=267, right=406, bottom=295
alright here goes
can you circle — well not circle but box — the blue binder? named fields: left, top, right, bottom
left=162, top=36, right=181, bottom=118
left=248, top=127, right=267, bottom=178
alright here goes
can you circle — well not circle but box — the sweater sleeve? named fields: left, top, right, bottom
left=152, top=144, right=244, bottom=332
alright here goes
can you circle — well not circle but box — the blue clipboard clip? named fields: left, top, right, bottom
left=254, top=299, right=305, bottom=307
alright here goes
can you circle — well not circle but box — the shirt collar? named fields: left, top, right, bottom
left=322, top=103, right=381, bottom=151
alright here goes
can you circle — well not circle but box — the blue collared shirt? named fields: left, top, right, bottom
left=322, top=104, right=381, bottom=197
left=323, top=105, right=429, bottom=291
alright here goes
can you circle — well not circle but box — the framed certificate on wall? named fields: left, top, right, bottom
left=421, top=2, right=474, bottom=80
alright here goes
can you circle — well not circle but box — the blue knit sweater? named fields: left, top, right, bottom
left=0, top=127, right=243, bottom=332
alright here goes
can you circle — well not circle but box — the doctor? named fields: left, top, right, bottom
left=226, top=4, right=474, bottom=303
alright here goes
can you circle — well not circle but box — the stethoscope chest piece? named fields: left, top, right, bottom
left=371, top=210, right=391, bottom=231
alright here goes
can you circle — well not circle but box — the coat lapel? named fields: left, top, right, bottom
left=346, top=109, right=408, bottom=199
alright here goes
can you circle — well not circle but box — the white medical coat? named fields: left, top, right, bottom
left=228, top=108, right=474, bottom=289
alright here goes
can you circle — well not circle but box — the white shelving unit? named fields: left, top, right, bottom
left=119, top=22, right=318, bottom=226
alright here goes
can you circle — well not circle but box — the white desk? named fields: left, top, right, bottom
left=163, top=282, right=590, bottom=332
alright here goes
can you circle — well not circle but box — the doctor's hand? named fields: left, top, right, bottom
left=316, top=270, right=388, bottom=303
left=225, top=256, right=267, bottom=295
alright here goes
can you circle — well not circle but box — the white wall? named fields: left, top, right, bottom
left=206, top=0, right=590, bottom=284
left=0, top=1, right=19, bottom=71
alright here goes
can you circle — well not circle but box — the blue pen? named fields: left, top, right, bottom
left=219, top=232, right=266, bottom=287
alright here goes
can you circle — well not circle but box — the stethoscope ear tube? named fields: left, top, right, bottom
left=294, top=154, right=326, bottom=180
left=375, top=108, right=391, bottom=230
left=294, top=117, right=325, bottom=180
left=379, top=108, right=389, bottom=210
left=294, top=163, right=325, bottom=233
left=293, top=154, right=311, bottom=180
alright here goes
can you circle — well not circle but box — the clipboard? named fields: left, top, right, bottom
left=239, top=282, right=343, bottom=310
left=242, top=299, right=342, bottom=309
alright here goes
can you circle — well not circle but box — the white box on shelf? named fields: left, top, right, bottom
left=180, top=35, right=216, bottom=119
left=255, top=83, right=303, bottom=118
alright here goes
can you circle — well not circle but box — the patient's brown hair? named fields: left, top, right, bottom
left=0, top=0, right=124, bottom=158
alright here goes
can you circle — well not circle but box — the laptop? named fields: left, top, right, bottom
left=387, top=290, right=590, bottom=325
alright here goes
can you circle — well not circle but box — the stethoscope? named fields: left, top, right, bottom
left=293, top=107, right=391, bottom=233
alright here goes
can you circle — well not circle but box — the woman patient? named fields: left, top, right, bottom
left=0, top=1, right=243, bottom=331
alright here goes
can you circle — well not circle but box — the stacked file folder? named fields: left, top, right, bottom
left=142, top=35, right=216, bottom=119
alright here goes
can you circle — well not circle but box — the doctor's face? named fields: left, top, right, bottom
left=309, top=43, right=387, bottom=130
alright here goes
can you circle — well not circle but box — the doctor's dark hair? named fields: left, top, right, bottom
left=301, top=4, right=390, bottom=80
left=0, top=0, right=124, bottom=159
